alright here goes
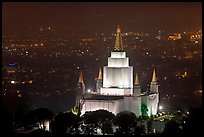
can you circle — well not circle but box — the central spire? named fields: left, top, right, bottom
left=114, top=25, right=123, bottom=51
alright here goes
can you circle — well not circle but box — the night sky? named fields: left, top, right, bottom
left=2, top=2, right=202, bottom=33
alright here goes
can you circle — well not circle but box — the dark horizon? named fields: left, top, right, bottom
left=2, top=2, right=202, bottom=33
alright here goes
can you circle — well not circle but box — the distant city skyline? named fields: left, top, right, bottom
left=2, top=2, right=202, bottom=33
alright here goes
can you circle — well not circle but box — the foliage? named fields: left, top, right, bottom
left=24, top=108, right=54, bottom=130
left=15, top=103, right=34, bottom=125
left=162, top=120, right=182, bottom=136
left=102, top=121, right=113, bottom=134
left=182, top=106, right=202, bottom=135
left=30, top=129, right=50, bottom=136
left=114, top=111, right=137, bottom=135
left=141, top=104, right=148, bottom=117
left=81, top=109, right=115, bottom=135
left=134, top=125, right=146, bottom=135
left=51, top=111, right=78, bottom=135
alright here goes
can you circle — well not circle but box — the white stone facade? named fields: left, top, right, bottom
left=81, top=96, right=141, bottom=116
left=103, top=51, right=133, bottom=90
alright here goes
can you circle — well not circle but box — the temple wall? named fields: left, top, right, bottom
left=103, top=67, right=133, bottom=88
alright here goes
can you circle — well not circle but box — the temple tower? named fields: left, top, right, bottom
left=76, top=71, right=85, bottom=103
left=96, top=68, right=103, bottom=93
left=133, top=71, right=141, bottom=97
left=150, top=69, right=158, bottom=93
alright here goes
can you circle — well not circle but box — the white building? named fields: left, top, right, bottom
left=77, top=26, right=159, bottom=117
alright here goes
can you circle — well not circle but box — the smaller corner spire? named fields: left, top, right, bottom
left=116, top=25, right=121, bottom=33
left=97, top=67, right=102, bottom=80
left=152, top=69, right=157, bottom=82
left=78, top=70, right=84, bottom=84
left=134, top=72, right=140, bottom=86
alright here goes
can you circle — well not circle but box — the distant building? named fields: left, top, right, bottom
left=167, top=34, right=182, bottom=46
left=168, top=34, right=181, bottom=41
left=190, top=34, right=202, bottom=44
left=6, top=63, right=17, bottom=74
left=4, top=63, right=19, bottom=84
left=76, top=26, right=159, bottom=117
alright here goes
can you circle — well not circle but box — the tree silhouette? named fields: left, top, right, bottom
left=29, top=129, right=49, bottom=136
left=134, top=125, right=146, bottom=135
left=92, top=109, right=115, bottom=135
left=24, top=108, right=54, bottom=130
left=114, top=111, right=137, bottom=135
left=15, top=102, right=33, bottom=127
left=0, top=104, right=14, bottom=135
left=162, top=120, right=182, bottom=136
left=80, top=109, right=115, bottom=135
left=102, top=121, right=113, bottom=135
left=81, top=111, right=98, bottom=135
left=50, top=112, right=78, bottom=135
left=147, top=116, right=153, bottom=134
left=182, top=106, right=202, bottom=136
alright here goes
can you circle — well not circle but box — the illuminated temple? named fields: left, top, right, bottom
left=76, top=26, right=159, bottom=117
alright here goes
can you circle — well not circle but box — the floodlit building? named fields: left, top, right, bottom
left=76, top=26, right=159, bottom=117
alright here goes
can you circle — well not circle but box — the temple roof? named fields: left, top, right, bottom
left=83, top=94, right=125, bottom=100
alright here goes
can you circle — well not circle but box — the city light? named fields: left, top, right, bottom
left=29, top=80, right=33, bottom=84
left=87, top=89, right=91, bottom=93
left=159, top=105, right=163, bottom=110
left=198, top=90, right=202, bottom=93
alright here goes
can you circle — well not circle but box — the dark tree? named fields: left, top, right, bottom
left=80, top=109, right=115, bottom=135
left=14, top=102, right=33, bottom=127
left=182, top=106, right=202, bottom=136
left=0, top=104, right=14, bottom=135
left=80, top=111, right=98, bottom=135
left=134, top=125, right=146, bottom=135
left=50, top=111, right=78, bottom=135
left=102, top=121, right=113, bottom=135
left=92, top=109, right=115, bottom=135
left=24, top=108, right=54, bottom=130
left=29, top=129, right=49, bottom=136
left=147, top=115, right=153, bottom=133
left=162, top=120, right=182, bottom=136
left=114, top=111, right=137, bottom=135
